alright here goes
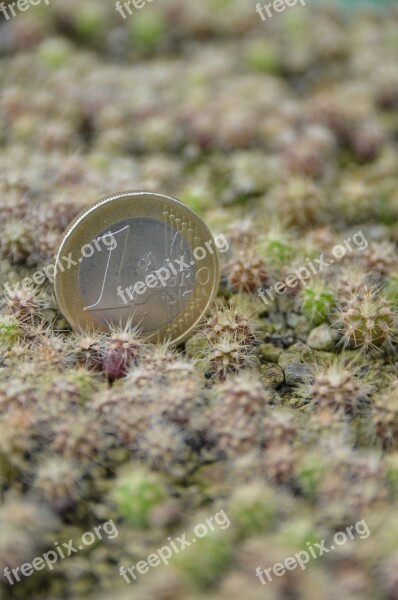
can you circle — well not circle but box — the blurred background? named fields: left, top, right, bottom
left=1, top=1, right=398, bottom=600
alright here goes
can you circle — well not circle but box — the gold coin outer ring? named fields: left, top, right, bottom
left=54, top=191, right=220, bottom=344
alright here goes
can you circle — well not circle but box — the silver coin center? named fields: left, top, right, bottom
left=78, top=217, right=196, bottom=333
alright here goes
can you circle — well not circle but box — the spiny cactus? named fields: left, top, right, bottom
left=0, top=378, right=38, bottom=414
left=334, top=288, right=397, bottom=352
left=0, top=281, right=46, bottom=324
left=208, top=373, right=268, bottom=456
left=215, top=372, right=271, bottom=414
left=263, top=444, right=297, bottom=485
left=362, top=241, right=397, bottom=280
left=172, top=529, right=232, bottom=588
left=203, top=331, right=257, bottom=379
left=283, top=126, right=335, bottom=179
left=262, top=410, right=297, bottom=448
left=112, top=465, right=167, bottom=529
left=139, top=342, right=179, bottom=374
left=136, top=420, right=189, bottom=473
left=39, top=369, right=97, bottom=409
left=228, top=481, right=277, bottom=536
left=69, top=330, right=105, bottom=371
left=300, top=282, right=335, bottom=325
left=271, top=178, right=326, bottom=228
left=0, top=407, right=39, bottom=473
left=373, top=382, right=398, bottom=450
left=31, top=330, right=69, bottom=369
left=0, top=497, right=56, bottom=579
left=0, top=315, right=21, bottom=347
left=101, top=321, right=144, bottom=380
left=336, top=264, right=369, bottom=303
left=199, top=305, right=258, bottom=379
left=310, top=363, right=366, bottom=417
left=318, top=449, right=386, bottom=518
left=223, top=248, right=268, bottom=293
left=257, top=225, right=293, bottom=267
left=91, top=387, right=152, bottom=451
left=52, top=414, right=106, bottom=465
left=203, top=305, right=257, bottom=344
left=349, top=121, right=384, bottom=163
left=296, top=452, right=328, bottom=501
left=34, top=456, right=83, bottom=512
left=0, top=220, right=35, bottom=265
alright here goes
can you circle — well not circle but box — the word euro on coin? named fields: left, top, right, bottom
left=54, top=191, right=220, bottom=344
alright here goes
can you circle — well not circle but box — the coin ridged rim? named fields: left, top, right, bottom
left=54, top=191, right=220, bottom=344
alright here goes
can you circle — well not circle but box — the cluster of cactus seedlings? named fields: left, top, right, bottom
left=1, top=1, right=398, bottom=599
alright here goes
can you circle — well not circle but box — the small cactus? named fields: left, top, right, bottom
left=263, top=444, right=297, bottom=485
left=208, top=373, right=269, bottom=456
left=300, top=282, right=335, bottom=325
left=34, top=456, right=83, bottom=512
left=223, top=248, right=268, bottom=293
left=0, top=315, right=21, bottom=347
left=52, top=414, right=105, bottom=465
left=373, top=382, right=398, bottom=450
left=136, top=420, right=189, bottom=473
left=101, top=321, right=144, bottom=380
left=203, top=305, right=256, bottom=345
left=271, top=178, right=326, bottom=228
left=229, top=482, right=276, bottom=535
left=203, top=331, right=257, bottom=379
left=69, top=330, right=104, bottom=372
left=1, top=220, right=35, bottom=265
left=112, top=466, right=167, bottom=528
left=336, top=264, right=369, bottom=303
left=172, top=530, right=232, bottom=588
left=1, top=282, right=46, bottom=324
left=334, top=288, right=397, bottom=352
left=362, top=241, right=397, bottom=280
left=349, top=122, right=384, bottom=163
left=310, top=363, right=365, bottom=417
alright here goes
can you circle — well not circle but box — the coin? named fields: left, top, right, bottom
left=54, top=191, right=220, bottom=344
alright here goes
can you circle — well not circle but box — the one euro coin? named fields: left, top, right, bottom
left=54, top=191, right=220, bottom=344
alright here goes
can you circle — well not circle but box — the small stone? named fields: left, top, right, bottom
left=284, top=362, right=313, bottom=386
left=289, top=342, right=313, bottom=362
left=278, top=352, right=301, bottom=369
left=256, top=343, right=283, bottom=363
left=311, top=351, right=336, bottom=368
left=307, top=324, right=338, bottom=351
left=259, top=363, right=284, bottom=388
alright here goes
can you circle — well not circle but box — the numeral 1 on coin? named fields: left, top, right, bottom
left=84, top=225, right=130, bottom=311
